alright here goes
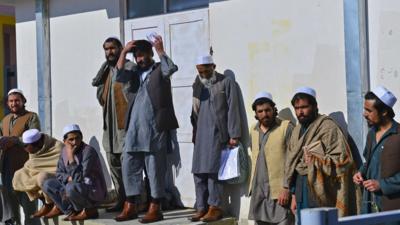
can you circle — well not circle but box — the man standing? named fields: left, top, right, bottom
left=42, top=124, right=107, bottom=221
left=285, top=87, right=358, bottom=224
left=13, top=129, right=62, bottom=218
left=114, top=36, right=178, bottom=223
left=353, top=86, right=400, bottom=220
left=190, top=55, right=247, bottom=223
left=248, top=92, right=294, bottom=225
left=92, top=37, right=132, bottom=212
left=0, top=89, right=41, bottom=225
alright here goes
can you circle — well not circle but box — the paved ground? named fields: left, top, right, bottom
left=40, top=208, right=237, bottom=225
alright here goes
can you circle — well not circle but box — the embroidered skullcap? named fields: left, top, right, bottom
left=254, top=91, right=273, bottom=102
left=196, top=55, right=214, bottom=65
left=294, top=87, right=316, bottom=98
left=8, top=88, right=24, bottom=96
left=22, top=129, right=41, bottom=144
left=62, top=124, right=81, bottom=136
left=372, top=86, right=397, bottom=108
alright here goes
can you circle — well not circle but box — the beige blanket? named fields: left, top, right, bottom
left=285, top=114, right=360, bottom=216
left=13, top=134, right=62, bottom=200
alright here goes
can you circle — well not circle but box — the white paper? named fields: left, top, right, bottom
left=218, top=146, right=240, bottom=180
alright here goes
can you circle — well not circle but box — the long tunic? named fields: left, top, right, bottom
left=249, top=124, right=292, bottom=223
left=192, top=87, right=221, bottom=173
left=360, top=122, right=400, bottom=219
left=124, top=55, right=176, bottom=153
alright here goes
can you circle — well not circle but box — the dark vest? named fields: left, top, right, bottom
left=1, top=111, right=33, bottom=174
left=126, top=63, right=179, bottom=132
left=366, top=123, right=400, bottom=211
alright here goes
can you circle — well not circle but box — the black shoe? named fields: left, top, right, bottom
left=106, top=202, right=124, bottom=213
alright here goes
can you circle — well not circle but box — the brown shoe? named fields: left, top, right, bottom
left=32, top=203, right=54, bottom=218
left=69, top=208, right=99, bottom=221
left=115, top=201, right=138, bottom=222
left=189, top=210, right=207, bottom=222
left=139, top=202, right=163, bottom=224
left=63, top=211, right=79, bottom=221
left=43, top=205, right=63, bottom=218
left=201, top=206, right=223, bottom=222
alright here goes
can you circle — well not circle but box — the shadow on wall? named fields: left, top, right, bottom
left=329, top=111, right=363, bottom=168
left=164, top=129, right=185, bottom=209
left=16, top=0, right=120, bottom=23
left=278, top=107, right=297, bottom=125
left=89, top=136, right=112, bottom=189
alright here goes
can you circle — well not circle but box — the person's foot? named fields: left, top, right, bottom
left=63, top=211, right=79, bottom=221
left=106, top=201, right=124, bottom=212
left=189, top=210, right=207, bottom=222
left=115, top=201, right=138, bottom=222
left=201, top=206, right=223, bottom=222
left=69, top=208, right=99, bottom=221
left=139, top=202, right=163, bottom=224
left=43, top=205, right=63, bottom=218
left=32, top=203, right=54, bottom=218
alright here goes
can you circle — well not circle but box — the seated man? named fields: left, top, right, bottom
left=12, top=129, right=63, bottom=218
left=42, top=124, right=107, bottom=221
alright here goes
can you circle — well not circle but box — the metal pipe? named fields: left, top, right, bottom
left=35, top=0, right=52, bottom=135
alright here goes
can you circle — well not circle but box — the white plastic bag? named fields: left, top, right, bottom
left=218, top=146, right=240, bottom=180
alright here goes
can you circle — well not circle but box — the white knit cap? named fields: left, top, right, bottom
left=62, top=124, right=81, bottom=136
left=294, top=87, right=316, bottom=98
left=254, top=91, right=273, bottom=102
left=372, top=86, right=397, bottom=108
left=8, top=88, right=24, bottom=96
left=22, top=129, right=41, bottom=144
left=196, top=55, right=214, bottom=65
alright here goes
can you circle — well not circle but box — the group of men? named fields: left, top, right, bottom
left=0, top=33, right=399, bottom=225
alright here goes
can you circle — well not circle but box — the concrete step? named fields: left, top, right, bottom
left=41, top=208, right=238, bottom=225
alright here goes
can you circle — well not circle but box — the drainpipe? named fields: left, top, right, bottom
left=343, top=0, right=370, bottom=159
left=35, top=0, right=52, bottom=135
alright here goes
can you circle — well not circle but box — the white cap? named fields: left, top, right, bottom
left=254, top=91, right=273, bottom=102
left=196, top=55, right=214, bottom=65
left=22, top=129, right=42, bottom=144
left=8, top=88, right=24, bottom=96
left=62, top=124, right=81, bottom=136
left=294, top=87, right=316, bottom=98
left=372, top=86, right=397, bottom=108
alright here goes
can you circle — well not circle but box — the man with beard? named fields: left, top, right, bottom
left=285, top=87, right=358, bottom=224
left=0, top=89, right=41, bottom=225
left=42, top=124, right=107, bottom=221
left=248, top=92, right=294, bottom=225
left=353, top=86, right=400, bottom=222
left=190, top=55, right=248, bottom=223
left=114, top=36, right=178, bottom=223
left=92, top=37, right=133, bottom=212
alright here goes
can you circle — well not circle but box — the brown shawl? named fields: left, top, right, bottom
left=285, top=114, right=360, bottom=216
left=12, top=134, right=62, bottom=200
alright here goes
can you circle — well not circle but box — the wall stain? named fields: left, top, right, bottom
left=272, top=19, right=292, bottom=37
left=248, top=41, right=270, bottom=61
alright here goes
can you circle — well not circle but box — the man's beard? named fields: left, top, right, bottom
left=298, top=112, right=317, bottom=126
left=107, top=58, right=118, bottom=66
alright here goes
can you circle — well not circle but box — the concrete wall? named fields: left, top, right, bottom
left=368, top=0, right=400, bottom=121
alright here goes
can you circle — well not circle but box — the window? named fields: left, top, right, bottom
left=126, top=0, right=209, bottom=19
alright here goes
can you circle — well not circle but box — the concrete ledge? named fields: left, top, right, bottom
left=40, top=208, right=237, bottom=225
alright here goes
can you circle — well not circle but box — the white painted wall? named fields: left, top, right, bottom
left=368, top=0, right=400, bottom=121
left=209, top=0, right=347, bottom=222
left=15, top=0, right=122, bottom=190
left=15, top=0, right=38, bottom=113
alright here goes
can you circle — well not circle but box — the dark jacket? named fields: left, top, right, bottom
left=364, top=122, right=400, bottom=211
left=118, top=57, right=179, bottom=132
left=56, top=143, right=107, bottom=202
